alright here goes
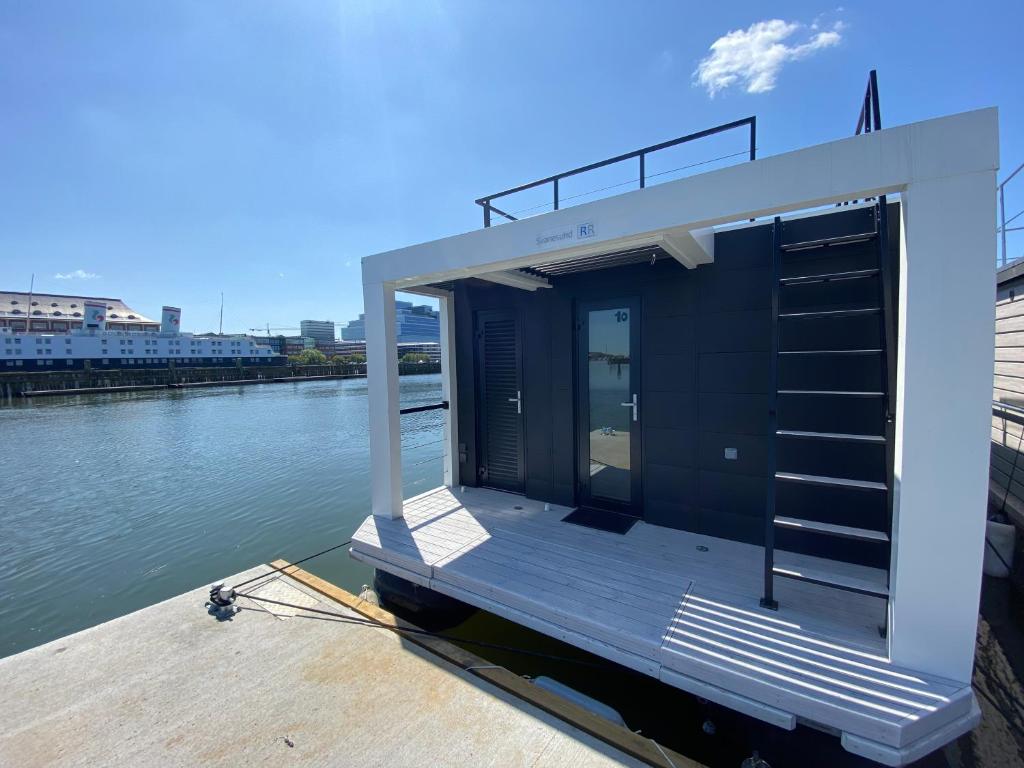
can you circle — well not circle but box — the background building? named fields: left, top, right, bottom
left=1, top=291, right=159, bottom=333
left=282, top=336, right=316, bottom=355
left=252, top=335, right=286, bottom=355
left=299, top=319, right=335, bottom=345
left=341, top=301, right=439, bottom=343
left=397, top=342, right=441, bottom=363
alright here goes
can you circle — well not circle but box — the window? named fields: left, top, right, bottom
left=66, top=360, right=73, bottom=366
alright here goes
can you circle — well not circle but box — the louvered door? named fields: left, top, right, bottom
left=475, top=309, right=524, bottom=492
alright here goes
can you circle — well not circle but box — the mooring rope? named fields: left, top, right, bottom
left=228, top=539, right=352, bottom=591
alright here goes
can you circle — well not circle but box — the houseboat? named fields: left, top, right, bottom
left=348, top=80, right=998, bottom=764
left=0, top=303, right=284, bottom=370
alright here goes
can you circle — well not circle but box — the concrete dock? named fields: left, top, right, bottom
left=0, top=562, right=696, bottom=768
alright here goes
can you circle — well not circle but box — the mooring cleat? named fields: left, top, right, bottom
left=208, top=582, right=237, bottom=609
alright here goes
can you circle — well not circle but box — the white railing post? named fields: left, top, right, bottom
left=438, top=291, right=459, bottom=487
left=363, top=280, right=403, bottom=519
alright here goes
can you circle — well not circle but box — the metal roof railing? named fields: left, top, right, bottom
left=474, top=117, right=757, bottom=228
left=999, top=161, right=1024, bottom=267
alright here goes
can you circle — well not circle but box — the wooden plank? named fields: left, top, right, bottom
left=995, top=314, right=1024, bottom=334
left=994, top=375, right=1024, bottom=395
left=994, top=361, right=1024, bottom=376
left=995, top=299, right=1024, bottom=320
left=994, top=348, right=1024, bottom=364
left=994, top=330, right=1024, bottom=347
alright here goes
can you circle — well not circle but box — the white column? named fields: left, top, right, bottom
left=889, top=170, right=997, bottom=682
left=438, top=291, right=460, bottom=487
left=363, top=280, right=403, bottom=519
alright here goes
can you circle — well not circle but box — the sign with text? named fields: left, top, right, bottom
left=535, top=221, right=596, bottom=250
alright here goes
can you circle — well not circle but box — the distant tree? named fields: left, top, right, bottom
left=295, top=349, right=327, bottom=365
left=333, top=353, right=366, bottom=364
left=401, top=352, right=431, bottom=363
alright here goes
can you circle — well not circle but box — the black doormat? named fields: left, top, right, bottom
left=562, top=508, right=639, bottom=535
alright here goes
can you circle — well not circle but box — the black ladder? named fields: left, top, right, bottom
left=761, top=199, right=896, bottom=619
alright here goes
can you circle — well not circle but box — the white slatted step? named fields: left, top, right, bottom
left=779, top=307, right=881, bottom=320
left=778, top=390, right=885, bottom=397
left=773, top=559, right=889, bottom=598
left=775, top=472, right=887, bottom=491
left=779, top=268, right=880, bottom=285
left=776, top=429, right=885, bottom=443
left=774, top=516, right=889, bottom=543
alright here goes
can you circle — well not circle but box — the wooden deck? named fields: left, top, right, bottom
left=350, top=486, right=979, bottom=766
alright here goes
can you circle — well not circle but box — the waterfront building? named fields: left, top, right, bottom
left=333, top=341, right=367, bottom=358
left=340, top=300, right=439, bottom=343
left=281, top=336, right=316, bottom=355
left=0, top=291, right=159, bottom=333
left=350, top=92, right=997, bottom=763
left=299, top=319, right=335, bottom=344
left=252, top=335, right=286, bottom=355
left=1, top=303, right=283, bottom=370
left=397, top=341, right=440, bottom=363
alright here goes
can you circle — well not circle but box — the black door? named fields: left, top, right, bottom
left=576, top=298, right=642, bottom=516
left=475, top=309, right=525, bottom=492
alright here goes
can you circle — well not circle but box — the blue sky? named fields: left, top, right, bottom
left=1, top=1, right=1021, bottom=334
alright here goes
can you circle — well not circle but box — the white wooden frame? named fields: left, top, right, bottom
left=359, top=108, right=999, bottom=684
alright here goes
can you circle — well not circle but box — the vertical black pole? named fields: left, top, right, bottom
left=761, top=217, right=781, bottom=610
left=484, top=201, right=491, bottom=228
left=639, top=154, right=645, bottom=188
left=553, top=178, right=559, bottom=211
left=749, top=116, right=757, bottom=161
left=869, top=69, right=882, bottom=131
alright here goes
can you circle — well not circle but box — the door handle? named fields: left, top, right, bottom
left=619, top=393, right=638, bottom=422
left=508, top=390, right=521, bottom=414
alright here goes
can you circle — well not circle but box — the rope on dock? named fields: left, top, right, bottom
left=228, top=540, right=352, bottom=591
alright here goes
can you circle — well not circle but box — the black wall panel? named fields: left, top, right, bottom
left=453, top=206, right=898, bottom=558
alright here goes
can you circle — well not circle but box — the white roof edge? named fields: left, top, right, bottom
left=362, top=107, right=998, bottom=288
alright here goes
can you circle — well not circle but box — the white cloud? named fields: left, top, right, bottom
left=54, top=269, right=99, bottom=280
left=694, top=19, right=844, bottom=97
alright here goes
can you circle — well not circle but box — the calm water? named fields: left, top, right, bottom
left=0, top=375, right=445, bottom=658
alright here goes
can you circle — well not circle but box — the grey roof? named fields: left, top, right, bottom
left=0, top=290, right=156, bottom=323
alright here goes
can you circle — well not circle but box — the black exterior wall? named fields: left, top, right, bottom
left=454, top=204, right=900, bottom=565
